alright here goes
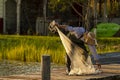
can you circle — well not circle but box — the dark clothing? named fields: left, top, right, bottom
left=67, top=32, right=88, bottom=53
left=66, top=54, right=71, bottom=72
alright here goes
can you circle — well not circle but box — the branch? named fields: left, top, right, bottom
left=69, top=3, right=85, bottom=20
left=73, top=1, right=88, bottom=8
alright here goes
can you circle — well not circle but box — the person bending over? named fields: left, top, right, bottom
left=52, top=21, right=101, bottom=73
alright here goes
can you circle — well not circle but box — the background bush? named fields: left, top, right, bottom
left=96, top=23, right=120, bottom=37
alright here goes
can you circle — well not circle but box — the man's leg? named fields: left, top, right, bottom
left=88, top=45, right=101, bottom=69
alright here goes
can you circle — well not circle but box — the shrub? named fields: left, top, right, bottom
left=96, top=23, right=120, bottom=37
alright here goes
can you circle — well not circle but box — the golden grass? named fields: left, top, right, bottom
left=0, top=35, right=120, bottom=64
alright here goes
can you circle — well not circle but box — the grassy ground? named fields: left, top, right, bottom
left=0, top=35, right=66, bottom=64
left=0, top=35, right=120, bottom=64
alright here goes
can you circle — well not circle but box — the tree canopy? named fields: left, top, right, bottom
left=48, top=0, right=88, bottom=12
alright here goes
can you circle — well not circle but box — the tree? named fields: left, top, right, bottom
left=48, top=0, right=87, bottom=12
left=48, top=0, right=89, bottom=27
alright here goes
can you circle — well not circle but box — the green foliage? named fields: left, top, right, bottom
left=0, top=35, right=120, bottom=64
left=48, top=0, right=87, bottom=12
left=96, top=23, right=120, bottom=37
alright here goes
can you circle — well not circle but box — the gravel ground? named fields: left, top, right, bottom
left=0, top=60, right=41, bottom=76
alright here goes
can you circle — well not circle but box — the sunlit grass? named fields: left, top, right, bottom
left=97, top=37, right=120, bottom=54
left=0, top=35, right=66, bottom=64
left=0, top=35, right=120, bottom=64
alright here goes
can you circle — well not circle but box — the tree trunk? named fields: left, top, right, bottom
left=110, top=0, right=113, bottom=11
left=43, top=0, right=47, bottom=35
left=99, top=0, right=102, bottom=17
left=103, top=0, right=107, bottom=22
left=16, top=0, right=21, bottom=35
left=93, top=0, right=97, bottom=36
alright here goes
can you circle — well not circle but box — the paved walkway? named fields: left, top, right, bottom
left=0, top=64, right=120, bottom=80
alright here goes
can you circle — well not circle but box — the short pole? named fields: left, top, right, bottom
left=41, top=55, right=50, bottom=80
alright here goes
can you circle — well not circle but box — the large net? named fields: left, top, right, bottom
left=55, top=27, right=101, bottom=75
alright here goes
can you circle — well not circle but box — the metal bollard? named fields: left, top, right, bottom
left=41, top=55, right=50, bottom=80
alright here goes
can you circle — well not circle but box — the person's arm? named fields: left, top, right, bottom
left=55, top=23, right=75, bottom=33
left=50, top=20, right=74, bottom=31
left=55, top=23, right=67, bottom=29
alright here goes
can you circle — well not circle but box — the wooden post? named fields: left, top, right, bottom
left=41, top=55, right=50, bottom=80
